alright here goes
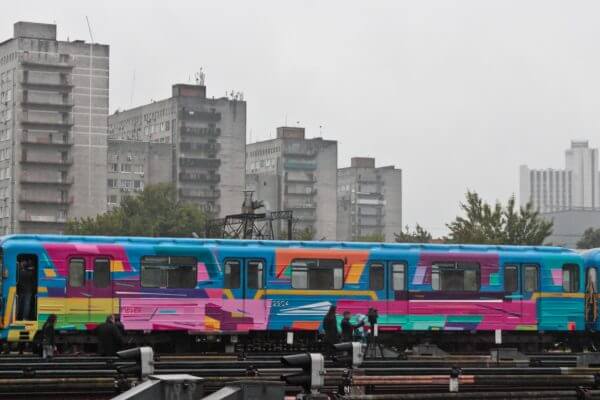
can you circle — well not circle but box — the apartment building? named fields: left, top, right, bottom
left=0, top=22, right=109, bottom=233
left=246, top=127, right=337, bottom=240
left=108, top=83, right=246, bottom=216
left=337, top=157, right=402, bottom=241
left=520, top=140, right=598, bottom=212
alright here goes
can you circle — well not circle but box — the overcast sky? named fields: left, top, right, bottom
left=3, top=1, right=600, bottom=236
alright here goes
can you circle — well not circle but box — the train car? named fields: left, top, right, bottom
left=0, top=234, right=591, bottom=352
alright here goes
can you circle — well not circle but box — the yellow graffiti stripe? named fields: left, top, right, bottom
left=256, top=289, right=378, bottom=300
left=346, top=263, right=365, bottom=284
left=2, top=287, right=15, bottom=327
left=111, top=260, right=124, bottom=272
left=223, top=289, right=234, bottom=300
left=531, top=292, right=585, bottom=301
left=44, top=268, right=56, bottom=278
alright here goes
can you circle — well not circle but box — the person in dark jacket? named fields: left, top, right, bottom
left=322, top=305, right=339, bottom=356
left=340, top=311, right=364, bottom=342
left=96, top=315, right=124, bottom=356
left=41, top=314, right=57, bottom=359
left=17, top=259, right=35, bottom=321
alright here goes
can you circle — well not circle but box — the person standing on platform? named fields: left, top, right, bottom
left=340, top=310, right=364, bottom=342
left=96, top=315, right=125, bottom=356
left=41, top=314, right=57, bottom=359
left=322, top=305, right=339, bottom=356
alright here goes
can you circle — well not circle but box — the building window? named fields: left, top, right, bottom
left=431, top=262, right=480, bottom=291
left=140, top=256, right=197, bottom=288
left=109, top=163, right=118, bottom=172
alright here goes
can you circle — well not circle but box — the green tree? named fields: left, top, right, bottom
left=576, top=227, right=600, bottom=249
left=394, top=224, right=433, bottom=243
left=355, top=233, right=385, bottom=242
left=65, top=183, right=207, bottom=237
left=446, top=191, right=553, bottom=245
left=293, top=226, right=316, bottom=241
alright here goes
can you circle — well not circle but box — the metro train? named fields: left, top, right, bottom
left=1, top=234, right=599, bottom=353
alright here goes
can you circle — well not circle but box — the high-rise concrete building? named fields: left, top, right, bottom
left=246, top=127, right=337, bottom=240
left=0, top=22, right=109, bottom=233
left=337, top=157, right=402, bottom=241
left=108, top=84, right=246, bottom=216
left=520, top=140, right=598, bottom=212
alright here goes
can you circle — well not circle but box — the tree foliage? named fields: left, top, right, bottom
left=394, top=224, right=433, bottom=243
left=293, top=227, right=316, bottom=241
left=446, top=191, right=553, bottom=245
left=65, top=183, right=207, bottom=237
left=576, top=227, right=600, bottom=249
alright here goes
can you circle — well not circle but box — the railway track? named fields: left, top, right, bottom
left=0, top=352, right=599, bottom=399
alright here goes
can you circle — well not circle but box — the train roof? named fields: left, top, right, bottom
left=0, top=234, right=577, bottom=255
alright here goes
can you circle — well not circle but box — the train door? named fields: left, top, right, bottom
left=224, top=258, right=266, bottom=329
left=585, top=267, right=598, bottom=327
left=368, top=262, right=386, bottom=325
left=91, top=257, right=113, bottom=323
left=503, top=264, right=522, bottom=326
left=65, top=256, right=89, bottom=324
left=521, top=264, right=540, bottom=327
left=245, top=259, right=266, bottom=325
left=388, top=261, right=408, bottom=328
left=15, top=254, right=38, bottom=321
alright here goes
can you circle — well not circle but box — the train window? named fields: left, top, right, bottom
left=291, top=259, right=344, bottom=290
left=562, top=264, right=579, bottom=293
left=141, top=256, right=197, bottom=289
left=68, top=258, right=86, bottom=288
left=504, top=265, right=518, bottom=292
left=94, top=258, right=111, bottom=288
left=432, top=262, right=480, bottom=291
left=224, top=260, right=241, bottom=289
left=247, top=260, right=264, bottom=289
left=523, top=264, right=539, bottom=292
left=392, top=262, right=406, bottom=291
left=291, top=264, right=308, bottom=289
left=369, top=263, right=384, bottom=291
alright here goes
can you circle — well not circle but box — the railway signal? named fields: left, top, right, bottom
left=333, top=342, right=365, bottom=368
left=280, top=353, right=325, bottom=392
left=116, top=346, right=155, bottom=380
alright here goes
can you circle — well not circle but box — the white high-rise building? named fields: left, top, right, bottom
left=520, top=140, right=599, bottom=212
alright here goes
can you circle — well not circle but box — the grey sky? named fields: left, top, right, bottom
left=3, top=0, right=600, bottom=236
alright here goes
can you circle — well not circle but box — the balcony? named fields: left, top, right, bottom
left=285, top=187, right=317, bottom=196
left=179, top=142, right=220, bottom=154
left=284, top=172, right=316, bottom=183
left=180, top=127, right=221, bottom=138
left=21, top=155, right=73, bottom=166
left=179, top=157, right=221, bottom=169
left=19, top=211, right=67, bottom=224
left=283, top=201, right=317, bottom=210
left=19, top=193, right=73, bottom=205
left=21, top=134, right=73, bottom=146
left=179, top=188, right=220, bottom=199
left=284, top=160, right=317, bottom=171
left=20, top=53, right=74, bottom=70
left=179, top=172, right=220, bottom=183
left=21, top=99, right=74, bottom=111
left=20, top=174, right=74, bottom=186
left=20, top=115, right=74, bottom=129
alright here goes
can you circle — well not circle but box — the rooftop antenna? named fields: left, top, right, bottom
left=319, top=125, right=323, bottom=137
left=194, top=68, right=206, bottom=86
left=85, top=16, right=95, bottom=43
